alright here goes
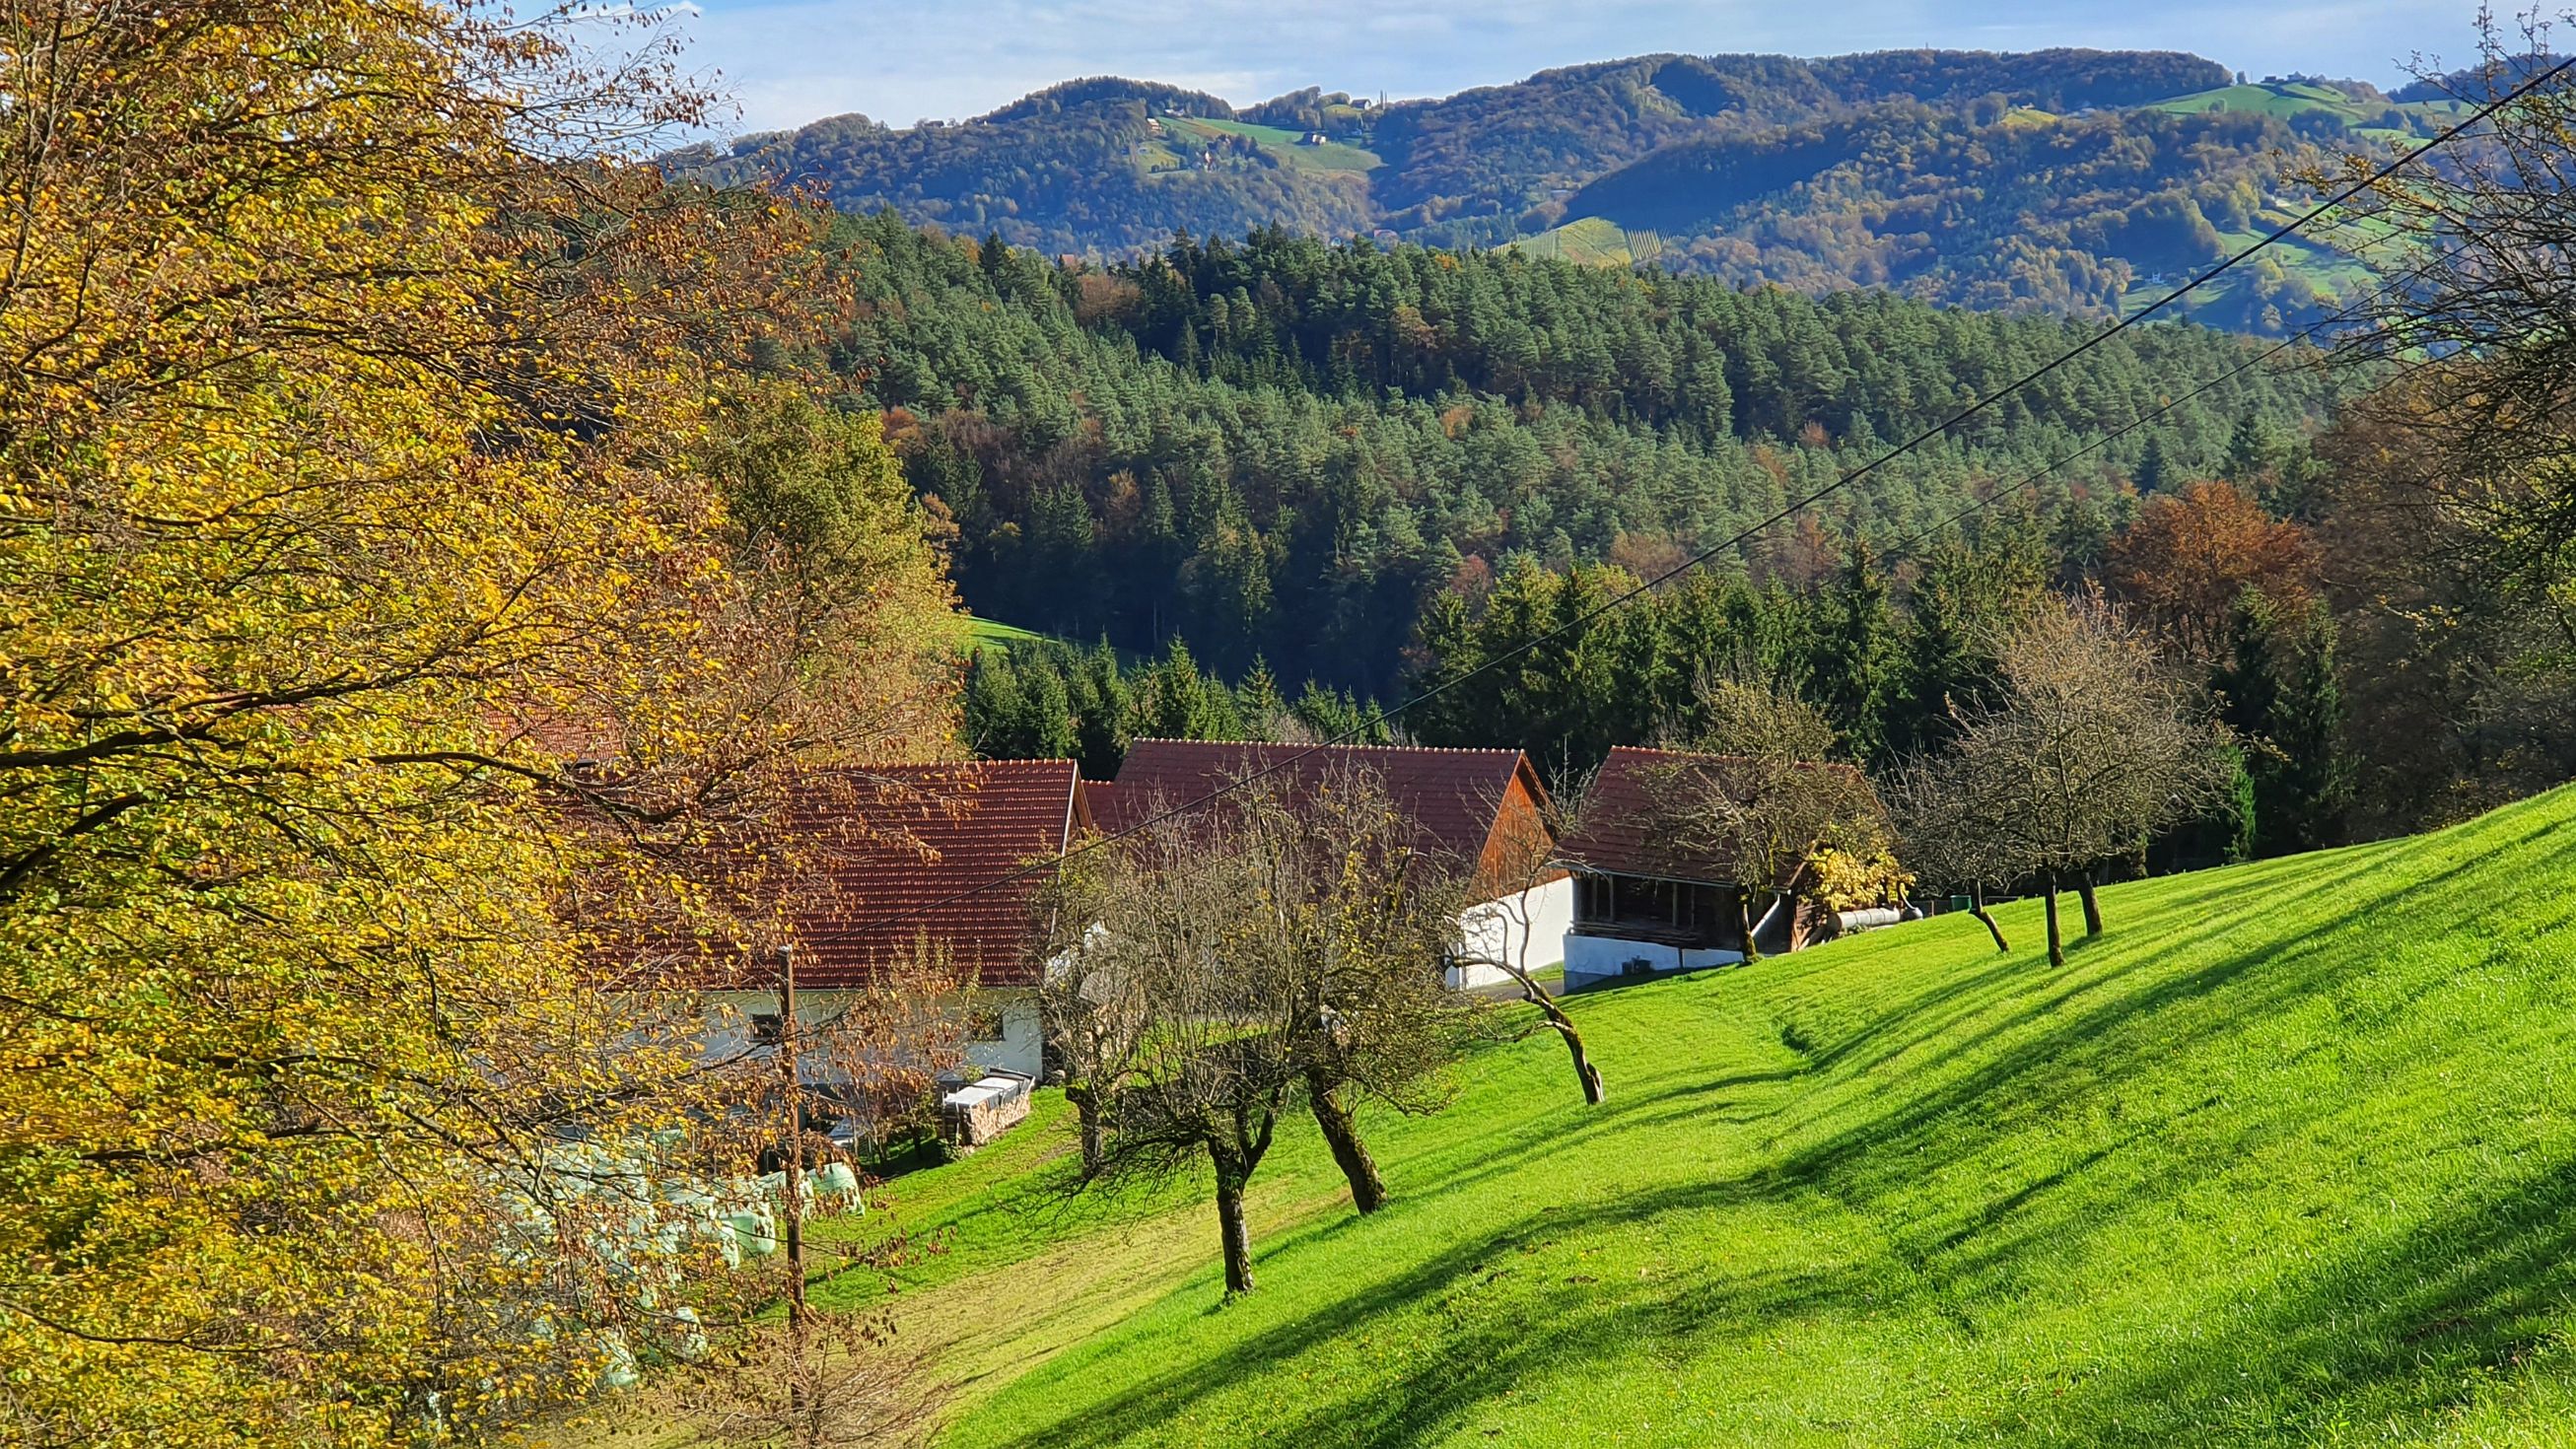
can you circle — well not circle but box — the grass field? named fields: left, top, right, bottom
left=963, top=616, right=1058, bottom=656
left=2147, top=80, right=2472, bottom=131
left=1155, top=115, right=1382, bottom=173
left=567, top=785, right=2576, bottom=1446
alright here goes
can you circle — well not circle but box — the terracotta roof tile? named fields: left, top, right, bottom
left=1104, top=739, right=1536, bottom=874
left=779, top=760, right=1085, bottom=990
left=1560, top=746, right=1867, bottom=885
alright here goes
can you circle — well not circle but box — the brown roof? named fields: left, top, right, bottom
left=1103, top=739, right=1550, bottom=890
left=1560, top=746, right=1868, bottom=885
left=783, top=760, right=1088, bottom=990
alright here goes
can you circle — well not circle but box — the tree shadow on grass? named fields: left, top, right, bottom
left=1754, top=812, right=2576, bottom=1192
left=1392, top=1063, right=1809, bottom=1206
left=965, top=802, right=2576, bottom=1446
left=971, top=1172, right=1840, bottom=1449
left=1787, top=845, right=2403, bottom=1090
left=2026, top=1155, right=2576, bottom=1444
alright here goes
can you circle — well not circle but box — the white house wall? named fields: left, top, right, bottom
left=699, top=988, right=1044, bottom=1083
left=1448, top=876, right=1574, bottom=989
left=1562, top=933, right=1744, bottom=990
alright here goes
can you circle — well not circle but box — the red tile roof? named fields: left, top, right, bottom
left=1102, top=740, right=1547, bottom=889
left=780, top=760, right=1087, bottom=990
left=1560, top=746, right=1868, bottom=885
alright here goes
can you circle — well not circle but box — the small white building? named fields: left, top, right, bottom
left=1555, top=747, right=1874, bottom=991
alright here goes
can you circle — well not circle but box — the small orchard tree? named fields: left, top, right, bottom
left=1886, top=751, right=2025, bottom=953
left=1048, top=795, right=1308, bottom=1297
left=1451, top=777, right=1607, bottom=1107
left=1044, top=771, right=1488, bottom=1276
left=1032, top=852, right=1151, bottom=1178
left=1281, top=768, right=1482, bottom=1214
left=1647, top=682, right=1910, bottom=961
left=1922, top=595, right=2235, bottom=967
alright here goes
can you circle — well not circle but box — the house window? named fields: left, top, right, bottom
left=749, top=1012, right=784, bottom=1047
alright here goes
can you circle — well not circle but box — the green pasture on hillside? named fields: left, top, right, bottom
left=569, top=785, right=2576, bottom=1446
left=1156, top=114, right=1382, bottom=173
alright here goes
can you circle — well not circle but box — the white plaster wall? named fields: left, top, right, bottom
left=1561, top=932, right=1744, bottom=990
left=698, top=988, right=1042, bottom=1081
left=967, top=996, right=1045, bottom=1079
left=1448, top=876, right=1574, bottom=989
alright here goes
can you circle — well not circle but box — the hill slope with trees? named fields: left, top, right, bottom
left=809, top=216, right=2349, bottom=705
left=685, top=48, right=2463, bottom=334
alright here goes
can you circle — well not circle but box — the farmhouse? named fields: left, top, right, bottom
left=697, top=759, right=1091, bottom=1087
left=1096, top=739, right=1571, bottom=989
left=1556, top=746, right=1890, bottom=990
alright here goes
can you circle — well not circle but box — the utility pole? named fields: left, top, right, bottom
left=774, top=944, right=805, bottom=1322
left=773, top=941, right=814, bottom=1435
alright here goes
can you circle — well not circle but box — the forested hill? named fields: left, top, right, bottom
left=682, top=48, right=2467, bottom=336
left=815, top=215, right=2352, bottom=694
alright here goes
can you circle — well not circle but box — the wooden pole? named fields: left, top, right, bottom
left=775, top=945, right=805, bottom=1324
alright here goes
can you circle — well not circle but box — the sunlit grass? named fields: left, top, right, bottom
left=856, top=786, right=2576, bottom=1445
left=554, top=787, right=2576, bottom=1446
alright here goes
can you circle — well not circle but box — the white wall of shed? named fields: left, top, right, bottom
left=1448, top=876, right=1573, bottom=989
left=1562, top=932, right=1744, bottom=989
left=697, top=988, right=1043, bottom=1082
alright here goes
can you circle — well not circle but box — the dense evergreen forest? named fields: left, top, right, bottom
left=686, top=48, right=2463, bottom=334
left=817, top=214, right=2348, bottom=697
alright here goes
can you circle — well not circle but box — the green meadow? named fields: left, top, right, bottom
left=569, top=786, right=2576, bottom=1446
left=850, top=786, right=2576, bottom=1446
left=1155, top=115, right=1382, bottom=173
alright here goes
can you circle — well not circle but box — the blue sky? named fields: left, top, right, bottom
left=662, top=0, right=2497, bottom=136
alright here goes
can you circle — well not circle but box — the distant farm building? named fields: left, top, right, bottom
left=1094, top=740, right=1571, bottom=988
left=1556, top=747, right=1900, bottom=990
left=696, top=759, right=1090, bottom=1093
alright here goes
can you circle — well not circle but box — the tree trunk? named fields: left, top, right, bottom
left=2077, top=875, right=2104, bottom=937
left=1304, top=1072, right=1386, bottom=1213
left=1530, top=985, right=1604, bottom=1104
left=1969, top=885, right=2009, bottom=952
left=1213, top=1165, right=1255, bottom=1296
left=1481, top=957, right=1606, bottom=1105
left=2042, top=874, right=2065, bottom=968
left=1067, top=1082, right=1102, bottom=1177
left=1737, top=890, right=1762, bottom=964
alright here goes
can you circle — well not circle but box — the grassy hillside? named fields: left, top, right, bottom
left=963, top=616, right=1061, bottom=656
left=1160, top=114, right=1382, bottom=173
left=749, top=785, right=2576, bottom=1447
left=1502, top=215, right=1665, bottom=266
left=2147, top=79, right=2469, bottom=129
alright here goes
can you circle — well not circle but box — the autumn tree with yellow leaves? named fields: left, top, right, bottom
left=0, top=0, right=962, bottom=1443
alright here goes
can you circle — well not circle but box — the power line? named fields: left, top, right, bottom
left=807, top=58, right=2576, bottom=949
left=1878, top=216, right=2476, bottom=563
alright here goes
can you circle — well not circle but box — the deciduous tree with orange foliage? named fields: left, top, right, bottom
left=2103, top=479, right=2318, bottom=664
left=0, top=0, right=962, bottom=1443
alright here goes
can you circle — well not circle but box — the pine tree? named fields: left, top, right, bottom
left=1235, top=656, right=1288, bottom=739
left=2219, top=595, right=2352, bottom=856
left=1806, top=540, right=1900, bottom=765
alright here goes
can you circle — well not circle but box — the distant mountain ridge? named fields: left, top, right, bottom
left=677, top=47, right=2462, bottom=335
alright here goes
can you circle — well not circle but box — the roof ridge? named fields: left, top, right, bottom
left=1122, top=737, right=1523, bottom=755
